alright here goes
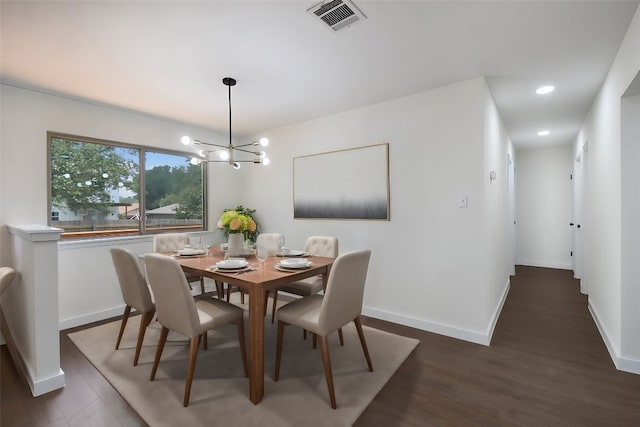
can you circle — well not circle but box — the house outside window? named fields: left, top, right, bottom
left=48, top=132, right=206, bottom=239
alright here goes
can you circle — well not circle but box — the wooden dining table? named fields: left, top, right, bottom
left=172, top=247, right=334, bottom=405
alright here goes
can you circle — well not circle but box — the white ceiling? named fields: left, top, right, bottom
left=1, top=1, right=638, bottom=149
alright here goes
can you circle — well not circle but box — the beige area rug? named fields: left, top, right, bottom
left=69, top=297, right=418, bottom=427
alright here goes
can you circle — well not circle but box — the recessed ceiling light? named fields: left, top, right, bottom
left=537, top=130, right=551, bottom=136
left=536, top=85, right=555, bottom=95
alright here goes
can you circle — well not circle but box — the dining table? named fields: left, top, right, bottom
left=171, top=246, right=334, bottom=405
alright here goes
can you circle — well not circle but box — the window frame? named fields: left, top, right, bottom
left=47, top=131, right=208, bottom=239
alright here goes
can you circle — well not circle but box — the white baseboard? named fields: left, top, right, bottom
left=486, top=279, right=511, bottom=344
left=59, top=305, right=125, bottom=331
left=31, top=369, right=66, bottom=397
left=589, top=300, right=640, bottom=375
left=517, top=259, right=572, bottom=270
left=363, top=278, right=511, bottom=347
left=362, top=305, right=490, bottom=345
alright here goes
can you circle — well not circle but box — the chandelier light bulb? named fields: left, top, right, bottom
left=262, top=157, right=270, bottom=165
left=190, top=157, right=201, bottom=166
left=259, top=137, right=269, bottom=147
left=219, top=150, right=230, bottom=161
left=232, top=162, right=241, bottom=170
left=181, top=136, right=192, bottom=145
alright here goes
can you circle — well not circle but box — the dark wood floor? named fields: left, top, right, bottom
left=3, top=266, right=640, bottom=426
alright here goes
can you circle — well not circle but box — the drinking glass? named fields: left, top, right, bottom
left=256, top=244, right=268, bottom=269
left=277, top=235, right=286, bottom=258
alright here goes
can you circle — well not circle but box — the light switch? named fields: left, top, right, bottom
left=457, top=194, right=468, bottom=208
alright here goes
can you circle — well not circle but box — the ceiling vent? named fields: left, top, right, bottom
left=308, top=0, right=367, bottom=32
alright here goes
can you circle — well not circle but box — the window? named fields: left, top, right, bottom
left=48, top=132, right=206, bottom=239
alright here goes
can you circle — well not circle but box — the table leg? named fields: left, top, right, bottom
left=248, top=284, right=266, bottom=404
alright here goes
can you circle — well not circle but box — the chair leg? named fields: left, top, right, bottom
left=226, top=284, right=231, bottom=302
left=312, top=333, right=317, bottom=349
left=354, top=317, right=373, bottom=372
left=274, top=321, right=287, bottom=381
left=133, top=309, right=155, bottom=366
left=240, top=289, right=245, bottom=304
left=303, top=329, right=307, bottom=340
left=215, top=280, right=224, bottom=299
left=236, top=319, right=248, bottom=377
left=150, top=326, right=169, bottom=381
left=203, top=331, right=208, bottom=350
left=337, top=328, right=344, bottom=346
left=318, top=335, right=337, bottom=409
left=115, top=305, right=132, bottom=350
left=183, top=336, right=200, bottom=407
left=271, top=290, right=278, bottom=323
left=200, top=277, right=205, bottom=295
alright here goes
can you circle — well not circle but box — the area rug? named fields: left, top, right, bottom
left=69, top=299, right=418, bottom=427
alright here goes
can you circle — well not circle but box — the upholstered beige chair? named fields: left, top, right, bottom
left=0, top=267, right=16, bottom=297
left=269, top=236, right=338, bottom=323
left=152, top=233, right=209, bottom=295
left=274, top=250, right=373, bottom=409
left=227, top=232, right=284, bottom=307
left=110, top=248, right=156, bottom=366
left=145, top=253, right=248, bottom=407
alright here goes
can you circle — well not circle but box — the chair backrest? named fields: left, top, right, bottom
left=153, top=233, right=190, bottom=253
left=318, top=250, right=371, bottom=335
left=144, top=253, right=200, bottom=337
left=304, top=236, right=338, bottom=258
left=0, top=267, right=16, bottom=296
left=110, top=248, right=154, bottom=313
left=256, top=233, right=283, bottom=256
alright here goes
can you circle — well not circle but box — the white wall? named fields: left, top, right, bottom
left=1, top=77, right=513, bottom=345
left=243, top=77, right=512, bottom=344
left=0, top=85, right=230, bottom=326
left=573, top=5, right=640, bottom=373
left=516, top=145, right=573, bottom=270
left=621, top=93, right=640, bottom=361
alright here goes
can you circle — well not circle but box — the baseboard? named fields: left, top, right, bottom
left=588, top=300, right=640, bottom=375
left=1, top=308, right=66, bottom=396
left=363, top=278, right=511, bottom=347
left=31, top=369, right=66, bottom=397
left=59, top=305, right=125, bottom=331
left=362, top=307, right=490, bottom=346
left=486, top=279, right=511, bottom=344
left=517, top=259, right=572, bottom=270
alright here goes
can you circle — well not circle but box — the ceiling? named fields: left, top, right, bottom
left=1, top=1, right=638, bottom=149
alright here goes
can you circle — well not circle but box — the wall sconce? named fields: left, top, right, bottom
left=489, top=170, right=496, bottom=183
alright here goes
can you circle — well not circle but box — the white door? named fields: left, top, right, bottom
left=508, top=153, right=517, bottom=275
left=573, top=142, right=588, bottom=293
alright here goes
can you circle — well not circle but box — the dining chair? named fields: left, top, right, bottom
left=274, top=249, right=373, bottom=409
left=144, top=253, right=248, bottom=407
left=110, top=248, right=156, bottom=366
left=269, top=236, right=338, bottom=323
left=0, top=267, right=17, bottom=364
left=227, top=232, right=283, bottom=309
left=152, top=233, right=213, bottom=296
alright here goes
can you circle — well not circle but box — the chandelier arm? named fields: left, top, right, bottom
left=232, top=147, right=262, bottom=155
left=197, top=141, right=229, bottom=150
left=233, top=141, right=259, bottom=148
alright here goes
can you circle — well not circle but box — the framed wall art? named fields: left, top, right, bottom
left=293, top=143, right=390, bottom=220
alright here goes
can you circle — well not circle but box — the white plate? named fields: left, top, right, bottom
left=216, top=259, right=248, bottom=269
left=213, top=265, right=251, bottom=273
left=276, top=263, right=312, bottom=272
left=278, top=260, right=312, bottom=269
left=177, top=249, right=207, bottom=256
left=279, top=258, right=309, bottom=267
left=277, top=249, right=305, bottom=257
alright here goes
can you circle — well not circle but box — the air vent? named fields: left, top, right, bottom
left=308, top=0, right=367, bottom=32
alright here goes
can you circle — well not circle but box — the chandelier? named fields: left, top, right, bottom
left=181, top=77, right=270, bottom=169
